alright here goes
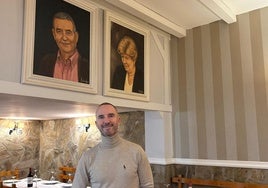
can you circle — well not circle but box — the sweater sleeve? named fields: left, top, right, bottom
left=72, top=151, right=91, bottom=188
left=137, top=147, right=154, bottom=188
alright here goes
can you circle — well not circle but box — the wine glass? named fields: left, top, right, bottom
left=31, top=169, right=39, bottom=188
left=11, top=175, right=16, bottom=185
left=49, top=170, right=55, bottom=181
left=33, top=169, right=38, bottom=179
left=67, top=172, right=73, bottom=184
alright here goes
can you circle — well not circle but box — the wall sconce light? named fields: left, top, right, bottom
left=85, top=124, right=90, bottom=132
left=77, top=123, right=90, bottom=133
left=9, top=122, right=23, bottom=135
left=76, top=119, right=90, bottom=133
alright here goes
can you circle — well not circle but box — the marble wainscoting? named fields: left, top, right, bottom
left=151, top=163, right=268, bottom=188
left=152, top=164, right=176, bottom=188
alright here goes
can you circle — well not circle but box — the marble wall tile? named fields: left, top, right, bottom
left=0, top=120, right=40, bottom=178
left=119, top=111, right=145, bottom=149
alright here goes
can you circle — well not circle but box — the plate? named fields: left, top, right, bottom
left=3, top=179, right=20, bottom=184
left=33, top=178, right=42, bottom=182
left=42, top=180, right=59, bottom=185
left=62, top=185, right=72, bottom=188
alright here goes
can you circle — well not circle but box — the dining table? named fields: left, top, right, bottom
left=3, top=178, right=73, bottom=188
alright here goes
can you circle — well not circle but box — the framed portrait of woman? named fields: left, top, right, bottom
left=104, top=10, right=150, bottom=101
left=22, top=0, right=99, bottom=94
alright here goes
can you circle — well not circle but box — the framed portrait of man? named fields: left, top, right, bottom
left=104, top=10, right=150, bottom=101
left=22, top=0, right=99, bottom=94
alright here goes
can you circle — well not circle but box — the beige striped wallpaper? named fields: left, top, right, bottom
left=172, top=6, right=268, bottom=161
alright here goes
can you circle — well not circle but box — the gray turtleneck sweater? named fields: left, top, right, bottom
left=72, top=133, right=154, bottom=188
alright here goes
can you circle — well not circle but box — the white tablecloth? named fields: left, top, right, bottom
left=3, top=178, right=72, bottom=188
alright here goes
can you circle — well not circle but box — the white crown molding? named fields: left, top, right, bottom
left=149, top=157, right=268, bottom=169
left=105, top=0, right=186, bottom=38
left=149, top=157, right=175, bottom=165
left=198, top=0, right=236, bottom=24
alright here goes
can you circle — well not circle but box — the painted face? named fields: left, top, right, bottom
left=52, top=18, right=78, bottom=59
left=121, top=54, right=136, bottom=73
left=95, top=104, right=120, bottom=137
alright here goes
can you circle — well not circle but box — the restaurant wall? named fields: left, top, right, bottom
left=172, top=6, right=268, bottom=162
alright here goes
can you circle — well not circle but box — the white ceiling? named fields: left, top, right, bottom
left=2, top=0, right=268, bottom=120
left=106, top=0, right=268, bottom=37
left=0, top=93, right=98, bottom=120
left=135, top=0, right=268, bottom=29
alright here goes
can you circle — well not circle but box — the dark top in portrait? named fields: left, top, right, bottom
left=112, top=65, right=144, bottom=94
left=35, top=53, right=89, bottom=84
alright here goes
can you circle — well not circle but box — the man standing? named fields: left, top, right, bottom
left=72, top=102, right=154, bottom=188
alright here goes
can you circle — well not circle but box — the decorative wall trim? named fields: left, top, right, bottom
left=149, top=157, right=268, bottom=169
left=150, top=30, right=171, bottom=105
left=149, top=157, right=175, bottom=165
left=198, top=0, right=236, bottom=23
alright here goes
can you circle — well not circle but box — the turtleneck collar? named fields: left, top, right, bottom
left=100, top=132, right=122, bottom=149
